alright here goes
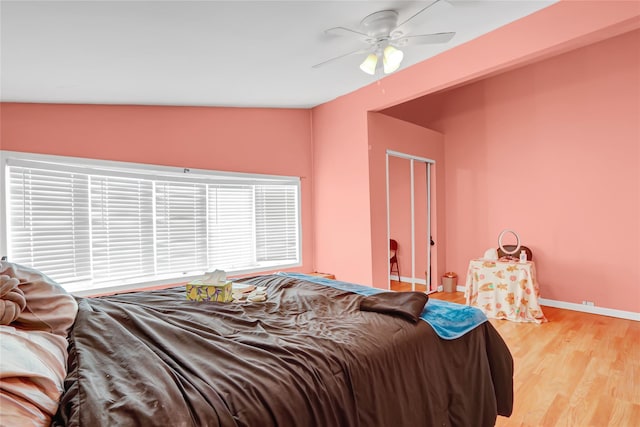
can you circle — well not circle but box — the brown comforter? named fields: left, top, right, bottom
left=53, top=274, right=513, bottom=427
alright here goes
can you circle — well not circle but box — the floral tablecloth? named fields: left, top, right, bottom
left=464, top=259, right=547, bottom=323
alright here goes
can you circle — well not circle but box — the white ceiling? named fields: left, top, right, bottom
left=0, top=0, right=557, bottom=108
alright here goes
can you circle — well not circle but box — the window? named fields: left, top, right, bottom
left=1, top=151, right=301, bottom=293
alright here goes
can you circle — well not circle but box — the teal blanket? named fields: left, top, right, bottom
left=278, top=273, right=487, bottom=340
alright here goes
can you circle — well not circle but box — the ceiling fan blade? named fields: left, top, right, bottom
left=392, top=32, right=455, bottom=47
left=324, top=26, right=369, bottom=40
left=312, top=47, right=372, bottom=69
left=395, top=0, right=453, bottom=29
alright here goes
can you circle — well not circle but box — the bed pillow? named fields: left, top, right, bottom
left=360, top=291, right=428, bottom=323
left=0, top=261, right=78, bottom=337
left=0, top=262, right=78, bottom=427
left=0, top=326, right=69, bottom=426
left=0, top=275, right=26, bottom=325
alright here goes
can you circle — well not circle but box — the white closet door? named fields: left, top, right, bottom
left=386, top=151, right=434, bottom=293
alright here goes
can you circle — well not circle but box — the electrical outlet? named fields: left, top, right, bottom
left=582, top=300, right=595, bottom=306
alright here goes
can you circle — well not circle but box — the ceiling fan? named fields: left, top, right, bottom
left=313, top=0, right=456, bottom=75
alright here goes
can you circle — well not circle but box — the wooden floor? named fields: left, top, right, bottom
left=389, top=280, right=427, bottom=292
left=427, top=290, right=640, bottom=426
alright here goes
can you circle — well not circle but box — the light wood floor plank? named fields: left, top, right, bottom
left=417, top=287, right=640, bottom=427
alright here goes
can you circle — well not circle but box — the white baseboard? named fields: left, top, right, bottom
left=538, top=298, right=640, bottom=321
left=392, top=275, right=427, bottom=286
left=451, top=287, right=638, bottom=322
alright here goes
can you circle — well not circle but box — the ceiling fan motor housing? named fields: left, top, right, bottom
left=312, top=2, right=455, bottom=73
left=361, top=10, right=399, bottom=42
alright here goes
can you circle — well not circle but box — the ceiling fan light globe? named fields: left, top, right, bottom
left=359, top=53, right=378, bottom=75
left=382, top=46, right=403, bottom=74
left=383, top=45, right=403, bottom=66
left=383, top=57, right=401, bottom=74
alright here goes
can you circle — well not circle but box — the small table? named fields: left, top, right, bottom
left=464, top=259, right=547, bottom=323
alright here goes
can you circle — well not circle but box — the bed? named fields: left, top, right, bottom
left=0, top=262, right=513, bottom=427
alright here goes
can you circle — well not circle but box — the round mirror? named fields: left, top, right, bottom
left=498, top=229, right=520, bottom=255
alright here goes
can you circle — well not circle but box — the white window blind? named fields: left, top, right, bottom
left=2, top=152, right=301, bottom=292
left=208, top=185, right=256, bottom=270
left=8, top=167, right=91, bottom=284
left=256, top=185, right=298, bottom=261
left=90, top=176, right=155, bottom=283
left=155, top=181, right=208, bottom=275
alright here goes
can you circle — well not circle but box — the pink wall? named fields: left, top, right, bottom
left=439, top=29, right=640, bottom=312
left=0, top=103, right=315, bottom=274
left=367, top=113, right=445, bottom=290
left=311, top=1, right=639, bottom=311
left=311, top=103, right=373, bottom=284
left=1, top=2, right=638, bottom=312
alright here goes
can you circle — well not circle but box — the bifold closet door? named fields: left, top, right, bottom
left=386, top=151, right=433, bottom=292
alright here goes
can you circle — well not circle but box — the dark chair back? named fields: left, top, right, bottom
left=390, top=239, right=400, bottom=277
left=497, top=245, right=533, bottom=261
